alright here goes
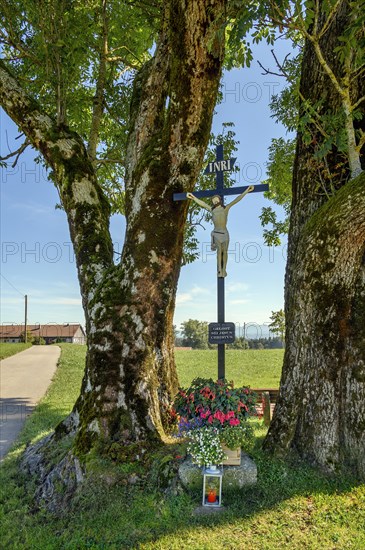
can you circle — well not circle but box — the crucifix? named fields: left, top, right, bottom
left=173, top=144, right=269, bottom=379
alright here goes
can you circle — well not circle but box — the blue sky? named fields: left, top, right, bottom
left=1, top=40, right=292, bottom=338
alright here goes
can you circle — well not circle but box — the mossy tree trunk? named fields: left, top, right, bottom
left=0, top=0, right=226, bottom=454
left=264, top=6, right=365, bottom=479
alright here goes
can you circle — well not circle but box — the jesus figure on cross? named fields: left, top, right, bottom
left=187, top=185, right=254, bottom=278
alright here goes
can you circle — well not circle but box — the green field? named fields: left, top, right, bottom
left=175, top=349, right=283, bottom=388
left=0, top=342, right=32, bottom=360
left=1, top=344, right=364, bottom=549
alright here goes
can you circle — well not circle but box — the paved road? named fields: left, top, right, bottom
left=0, top=346, right=60, bottom=461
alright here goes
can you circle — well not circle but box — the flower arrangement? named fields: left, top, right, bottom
left=186, top=426, right=226, bottom=467
left=173, top=378, right=257, bottom=466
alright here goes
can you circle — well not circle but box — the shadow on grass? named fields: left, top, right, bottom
left=1, top=400, right=75, bottom=459
left=2, top=409, right=363, bottom=549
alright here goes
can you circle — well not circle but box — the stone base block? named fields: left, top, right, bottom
left=178, top=454, right=257, bottom=491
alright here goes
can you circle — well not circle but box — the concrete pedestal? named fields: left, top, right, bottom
left=178, top=453, right=257, bottom=491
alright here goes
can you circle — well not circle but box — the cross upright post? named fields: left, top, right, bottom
left=174, top=144, right=269, bottom=379
left=214, top=144, right=226, bottom=379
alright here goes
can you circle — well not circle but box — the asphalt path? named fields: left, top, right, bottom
left=0, top=345, right=60, bottom=461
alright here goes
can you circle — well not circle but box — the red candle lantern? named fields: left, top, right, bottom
left=203, top=466, right=223, bottom=507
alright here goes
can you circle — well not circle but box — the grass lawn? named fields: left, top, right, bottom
left=0, top=342, right=32, bottom=360
left=1, top=344, right=364, bottom=549
left=175, top=349, right=284, bottom=388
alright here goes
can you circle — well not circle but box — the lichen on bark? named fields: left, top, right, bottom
left=0, top=1, right=228, bottom=508
left=263, top=2, right=365, bottom=478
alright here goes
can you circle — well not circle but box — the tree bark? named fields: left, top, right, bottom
left=0, top=0, right=226, bottom=455
left=264, top=5, right=365, bottom=479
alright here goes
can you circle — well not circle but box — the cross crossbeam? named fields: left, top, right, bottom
left=173, top=144, right=269, bottom=202
left=173, top=183, right=269, bottom=202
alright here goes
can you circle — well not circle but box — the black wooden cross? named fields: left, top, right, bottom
left=173, top=144, right=269, bottom=379
left=173, top=144, right=269, bottom=203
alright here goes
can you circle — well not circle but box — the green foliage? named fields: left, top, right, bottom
left=227, top=336, right=249, bottom=349
left=220, top=423, right=254, bottom=449
left=259, top=137, right=294, bottom=244
left=0, top=342, right=32, bottom=359
left=255, top=48, right=300, bottom=244
left=173, top=377, right=257, bottom=424
left=224, top=1, right=277, bottom=69
left=264, top=0, right=365, bottom=179
left=180, top=319, right=209, bottom=349
left=269, top=309, right=285, bottom=341
left=265, top=137, right=296, bottom=202
left=0, top=0, right=154, bottom=212
left=19, top=329, right=34, bottom=344
left=259, top=0, right=365, bottom=240
left=33, top=336, right=46, bottom=345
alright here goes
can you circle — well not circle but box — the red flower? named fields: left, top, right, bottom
left=229, top=418, right=240, bottom=426
left=213, top=410, right=226, bottom=424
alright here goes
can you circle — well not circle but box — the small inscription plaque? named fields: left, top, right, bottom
left=204, top=157, right=237, bottom=174
left=208, top=322, right=235, bottom=345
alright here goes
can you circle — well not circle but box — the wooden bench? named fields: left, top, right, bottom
left=252, top=388, right=279, bottom=426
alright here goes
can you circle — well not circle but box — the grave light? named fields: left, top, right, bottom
left=202, top=465, right=223, bottom=507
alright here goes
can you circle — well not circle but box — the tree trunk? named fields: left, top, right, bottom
left=264, top=5, right=365, bottom=479
left=0, top=0, right=226, bottom=456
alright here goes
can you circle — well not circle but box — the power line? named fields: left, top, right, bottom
left=0, top=273, right=25, bottom=297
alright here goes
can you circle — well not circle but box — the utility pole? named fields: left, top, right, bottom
left=24, top=294, right=28, bottom=343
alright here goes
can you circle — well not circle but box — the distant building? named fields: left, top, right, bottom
left=0, top=324, right=86, bottom=345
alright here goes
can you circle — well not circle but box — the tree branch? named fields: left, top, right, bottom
left=356, top=129, right=365, bottom=154
left=0, top=58, right=114, bottom=301
left=0, top=139, right=29, bottom=167
left=96, top=158, right=123, bottom=164
left=310, top=39, right=345, bottom=99
left=108, top=45, right=144, bottom=66
left=352, top=95, right=365, bottom=112
left=313, top=0, right=320, bottom=37
left=317, top=0, right=344, bottom=40
left=0, top=11, right=41, bottom=66
left=87, top=0, right=108, bottom=162
left=257, top=59, right=285, bottom=78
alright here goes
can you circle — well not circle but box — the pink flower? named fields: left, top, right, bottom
left=208, top=415, right=214, bottom=424
left=213, top=410, right=226, bottom=424
left=229, top=418, right=240, bottom=426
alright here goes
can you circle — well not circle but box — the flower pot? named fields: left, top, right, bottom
left=222, top=444, right=241, bottom=466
